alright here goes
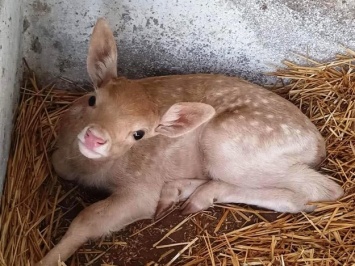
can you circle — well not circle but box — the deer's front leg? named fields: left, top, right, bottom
left=36, top=189, right=157, bottom=266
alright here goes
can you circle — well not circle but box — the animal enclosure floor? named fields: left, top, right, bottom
left=1, top=50, right=355, bottom=265
left=57, top=182, right=279, bottom=265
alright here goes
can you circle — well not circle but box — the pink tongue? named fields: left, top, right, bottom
left=84, top=130, right=105, bottom=150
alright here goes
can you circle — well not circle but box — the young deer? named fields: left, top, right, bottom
left=37, top=18, right=343, bottom=265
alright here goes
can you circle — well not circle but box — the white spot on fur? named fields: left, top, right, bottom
left=249, top=137, right=258, bottom=145
left=266, top=126, right=274, bottom=132
left=216, top=80, right=223, bottom=83
left=234, top=100, right=242, bottom=106
left=238, top=115, right=246, bottom=119
left=281, top=124, right=290, bottom=135
left=254, top=111, right=261, bottom=115
left=266, top=114, right=274, bottom=119
left=245, top=98, right=251, bottom=103
left=221, top=121, right=229, bottom=129
left=253, top=102, right=259, bottom=107
left=234, top=134, right=240, bottom=141
left=250, top=121, right=259, bottom=126
left=296, top=129, right=301, bottom=134
left=220, top=140, right=235, bottom=153
left=261, top=99, right=269, bottom=104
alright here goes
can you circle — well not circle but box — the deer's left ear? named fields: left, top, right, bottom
left=87, top=18, right=117, bottom=88
left=155, top=102, right=216, bottom=138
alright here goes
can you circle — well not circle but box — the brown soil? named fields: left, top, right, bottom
left=55, top=181, right=279, bottom=266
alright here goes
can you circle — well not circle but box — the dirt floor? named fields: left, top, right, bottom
left=3, top=54, right=354, bottom=266
left=55, top=181, right=279, bottom=266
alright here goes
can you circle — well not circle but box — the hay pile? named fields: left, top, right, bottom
left=0, top=75, right=85, bottom=266
left=0, top=50, right=354, bottom=265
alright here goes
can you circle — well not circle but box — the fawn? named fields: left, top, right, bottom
left=37, top=18, right=343, bottom=265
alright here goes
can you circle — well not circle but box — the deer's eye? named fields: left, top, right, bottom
left=88, top=96, right=96, bottom=106
left=133, top=130, right=145, bottom=140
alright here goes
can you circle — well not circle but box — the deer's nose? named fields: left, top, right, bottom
left=83, top=128, right=107, bottom=150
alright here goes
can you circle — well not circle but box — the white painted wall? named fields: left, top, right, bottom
left=0, top=0, right=23, bottom=194
left=0, top=0, right=354, bottom=193
left=22, top=0, right=355, bottom=86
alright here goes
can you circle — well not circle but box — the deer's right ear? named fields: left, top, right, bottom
left=156, top=102, right=216, bottom=138
left=87, top=18, right=118, bottom=88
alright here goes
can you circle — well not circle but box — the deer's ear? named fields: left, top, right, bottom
left=87, top=18, right=117, bottom=88
left=156, top=102, right=215, bottom=138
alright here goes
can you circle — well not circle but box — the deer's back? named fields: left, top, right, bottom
left=138, top=74, right=325, bottom=168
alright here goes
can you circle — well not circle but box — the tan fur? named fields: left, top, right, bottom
left=37, top=18, right=343, bottom=265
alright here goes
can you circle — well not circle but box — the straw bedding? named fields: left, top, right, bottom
left=0, top=50, right=354, bottom=265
